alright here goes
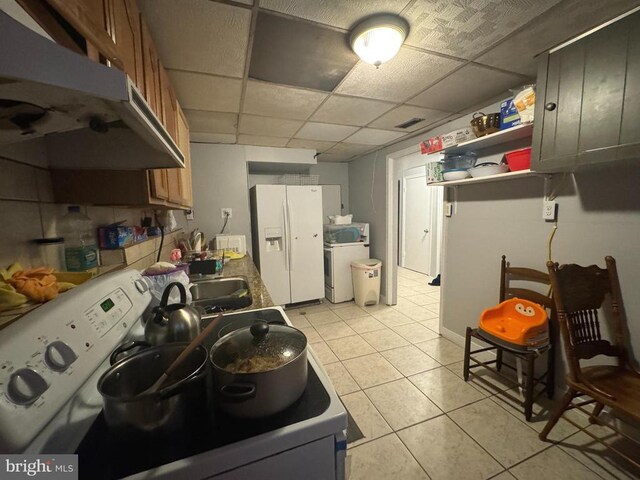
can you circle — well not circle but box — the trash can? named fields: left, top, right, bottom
left=351, top=259, right=382, bottom=307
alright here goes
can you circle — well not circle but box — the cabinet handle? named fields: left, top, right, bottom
left=545, top=102, right=557, bottom=111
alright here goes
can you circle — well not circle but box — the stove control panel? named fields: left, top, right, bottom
left=0, top=270, right=152, bottom=453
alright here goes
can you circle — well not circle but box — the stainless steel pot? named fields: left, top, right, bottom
left=145, top=282, right=201, bottom=345
left=98, top=342, right=210, bottom=434
left=209, top=322, right=307, bottom=418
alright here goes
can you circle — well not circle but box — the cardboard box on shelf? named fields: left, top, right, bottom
left=420, top=136, right=443, bottom=154
left=440, top=128, right=475, bottom=148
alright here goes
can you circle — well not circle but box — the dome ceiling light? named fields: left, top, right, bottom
left=350, top=15, right=409, bottom=68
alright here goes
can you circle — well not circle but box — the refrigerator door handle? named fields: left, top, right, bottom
left=286, top=199, right=294, bottom=270
left=282, top=202, right=289, bottom=271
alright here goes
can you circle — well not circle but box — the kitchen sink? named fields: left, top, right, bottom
left=190, top=276, right=252, bottom=312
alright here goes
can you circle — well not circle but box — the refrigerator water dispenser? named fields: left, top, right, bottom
left=265, top=227, right=282, bottom=252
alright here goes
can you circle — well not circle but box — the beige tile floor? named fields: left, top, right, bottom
left=289, top=267, right=640, bottom=480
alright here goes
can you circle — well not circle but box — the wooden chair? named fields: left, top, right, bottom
left=464, top=255, right=556, bottom=420
left=540, top=256, right=640, bottom=468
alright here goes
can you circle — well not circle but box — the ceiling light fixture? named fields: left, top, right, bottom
left=350, top=15, right=409, bottom=68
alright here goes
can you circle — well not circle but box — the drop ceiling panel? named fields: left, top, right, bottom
left=167, top=70, right=242, bottom=113
left=404, top=0, right=562, bottom=59
left=286, top=139, right=337, bottom=152
left=183, top=110, right=238, bottom=134
left=326, top=142, right=373, bottom=156
left=311, top=95, right=397, bottom=126
left=190, top=133, right=237, bottom=144
left=238, top=135, right=289, bottom=147
left=345, top=128, right=406, bottom=145
left=259, top=0, right=411, bottom=30
left=475, top=0, right=640, bottom=76
left=369, top=104, right=450, bottom=131
left=295, top=122, right=359, bottom=142
left=243, top=81, right=328, bottom=120
left=249, top=12, right=358, bottom=91
left=408, top=63, right=526, bottom=112
left=336, top=48, right=463, bottom=102
left=239, top=115, right=303, bottom=137
left=138, top=0, right=251, bottom=78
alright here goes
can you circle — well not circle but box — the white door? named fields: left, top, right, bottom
left=286, top=186, right=325, bottom=303
left=401, top=175, right=443, bottom=276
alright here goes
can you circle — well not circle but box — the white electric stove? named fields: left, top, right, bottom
left=0, top=270, right=347, bottom=479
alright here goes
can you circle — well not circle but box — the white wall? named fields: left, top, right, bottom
left=247, top=162, right=350, bottom=213
left=441, top=165, right=640, bottom=387
left=176, top=144, right=252, bottom=254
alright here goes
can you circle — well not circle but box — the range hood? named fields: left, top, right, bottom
left=0, top=11, right=184, bottom=170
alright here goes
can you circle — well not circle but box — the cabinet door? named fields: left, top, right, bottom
left=159, top=64, right=182, bottom=204
left=106, top=0, right=144, bottom=91
left=177, top=105, right=193, bottom=207
left=44, top=0, right=122, bottom=68
left=532, top=10, right=640, bottom=171
left=141, top=20, right=162, bottom=119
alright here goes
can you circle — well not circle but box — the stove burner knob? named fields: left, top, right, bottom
left=7, top=368, right=49, bottom=405
left=45, top=341, right=77, bottom=372
left=135, top=279, right=148, bottom=293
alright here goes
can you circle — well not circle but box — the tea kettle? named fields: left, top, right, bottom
left=145, top=282, right=201, bottom=345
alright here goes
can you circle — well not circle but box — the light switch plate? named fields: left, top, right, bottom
left=185, top=209, right=194, bottom=221
left=221, top=208, right=233, bottom=218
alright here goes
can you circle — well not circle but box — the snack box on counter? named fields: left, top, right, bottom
left=98, top=226, right=148, bottom=249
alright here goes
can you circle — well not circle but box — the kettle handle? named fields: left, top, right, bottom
left=159, top=282, right=187, bottom=307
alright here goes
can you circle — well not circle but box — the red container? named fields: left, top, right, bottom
left=504, top=147, right=532, bottom=171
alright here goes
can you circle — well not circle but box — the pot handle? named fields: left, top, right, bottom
left=220, top=382, right=256, bottom=403
left=158, top=366, right=207, bottom=400
left=110, top=340, right=152, bottom=365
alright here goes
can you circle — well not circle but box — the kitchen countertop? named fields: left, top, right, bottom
left=220, top=255, right=274, bottom=310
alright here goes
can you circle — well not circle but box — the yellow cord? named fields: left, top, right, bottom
left=547, top=221, right=558, bottom=296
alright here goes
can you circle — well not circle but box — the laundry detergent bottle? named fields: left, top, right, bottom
left=59, top=206, right=98, bottom=271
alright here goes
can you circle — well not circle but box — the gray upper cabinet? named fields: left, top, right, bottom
left=531, top=9, right=640, bottom=172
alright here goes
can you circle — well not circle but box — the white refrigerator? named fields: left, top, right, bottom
left=250, top=185, right=325, bottom=305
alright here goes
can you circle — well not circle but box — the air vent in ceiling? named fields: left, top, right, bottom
left=395, top=117, right=425, bottom=129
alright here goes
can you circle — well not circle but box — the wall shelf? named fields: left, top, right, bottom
left=429, top=169, right=548, bottom=187
left=428, top=123, right=534, bottom=156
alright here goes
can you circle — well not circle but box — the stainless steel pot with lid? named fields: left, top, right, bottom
left=99, top=342, right=211, bottom=434
left=209, top=321, right=308, bottom=418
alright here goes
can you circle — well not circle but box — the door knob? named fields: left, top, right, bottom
left=545, top=102, right=557, bottom=111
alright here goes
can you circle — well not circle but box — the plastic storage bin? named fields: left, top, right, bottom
left=351, top=259, right=382, bottom=307
left=504, top=147, right=532, bottom=171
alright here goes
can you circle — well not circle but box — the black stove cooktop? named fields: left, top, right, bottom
left=76, top=308, right=331, bottom=480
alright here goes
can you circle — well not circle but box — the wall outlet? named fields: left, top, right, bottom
left=542, top=200, right=557, bottom=221
left=221, top=208, right=233, bottom=218
left=444, top=202, right=453, bottom=217
left=185, top=209, right=194, bottom=221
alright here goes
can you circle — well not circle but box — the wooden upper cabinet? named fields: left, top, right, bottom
left=106, top=0, right=144, bottom=91
left=141, top=20, right=162, bottom=119
left=531, top=9, right=640, bottom=172
left=43, top=0, right=123, bottom=69
left=177, top=105, right=193, bottom=208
